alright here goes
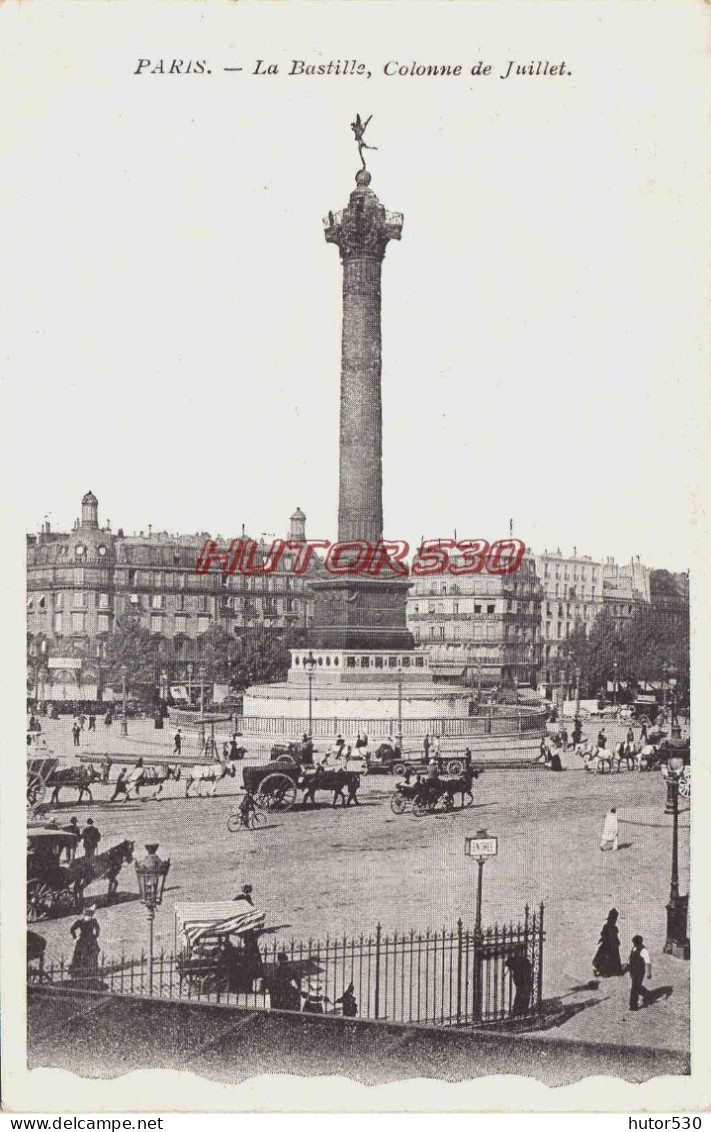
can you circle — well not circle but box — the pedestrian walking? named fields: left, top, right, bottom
left=233, top=883, right=254, bottom=906
left=268, top=951, right=301, bottom=1011
left=335, top=981, right=358, bottom=1017
left=346, top=774, right=360, bottom=806
left=592, top=908, right=623, bottom=976
left=104, top=709, right=113, bottom=727
left=173, top=728, right=182, bottom=755
left=628, top=935, right=652, bottom=1011
left=600, top=807, right=619, bottom=851
left=88, top=714, right=96, bottom=732
left=301, top=977, right=331, bottom=1014
left=80, top=818, right=101, bottom=859
left=69, top=905, right=100, bottom=976
left=640, top=721, right=648, bottom=744
left=423, top=733, right=430, bottom=759
left=505, top=951, right=533, bottom=1016
left=572, top=718, right=583, bottom=746
left=78, top=712, right=86, bottom=731
left=72, top=722, right=81, bottom=748
left=63, top=816, right=80, bottom=861
left=229, top=735, right=241, bottom=760
left=431, top=734, right=441, bottom=758
left=99, top=754, right=112, bottom=784
left=597, top=727, right=607, bottom=750
left=109, top=767, right=129, bottom=803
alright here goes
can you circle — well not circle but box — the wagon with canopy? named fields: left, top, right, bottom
left=174, top=900, right=266, bottom=996
left=27, top=826, right=78, bottom=921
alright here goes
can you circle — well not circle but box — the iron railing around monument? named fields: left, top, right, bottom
left=29, top=906, right=544, bottom=1028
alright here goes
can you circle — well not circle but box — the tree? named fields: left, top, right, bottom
left=103, top=612, right=162, bottom=695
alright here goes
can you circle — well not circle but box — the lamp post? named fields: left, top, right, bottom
left=134, top=843, right=171, bottom=995
left=465, top=830, right=498, bottom=936
left=304, top=650, right=316, bottom=736
left=612, top=657, right=619, bottom=706
left=477, top=661, right=482, bottom=701
left=396, top=668, right=404, bottom=743
left=669, top=675, right=681, bottom=739
left=558, top=665, right=566, bottom=721
left=574, top=665, right=581, bottom=718
left=662, top=758, right=689, bottom=958
left=662, top=661, right=669, bottom=711
left=120, top=664, right=128, bottom=736
left=199, top=663, right=206, bottom=748
left=187, top=662, right=193, bottom=703
left=95, top=641, right=105, bottom=705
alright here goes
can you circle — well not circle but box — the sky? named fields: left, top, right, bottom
left=3, top=2, right=709, bottom=571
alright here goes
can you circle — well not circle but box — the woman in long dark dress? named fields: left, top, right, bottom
left=69, top=906, right=100, bottom=976
left=592, top=908, right=623, bottom=976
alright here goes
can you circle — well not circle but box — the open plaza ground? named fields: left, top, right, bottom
left=30, top=714, right=690, bottom=1058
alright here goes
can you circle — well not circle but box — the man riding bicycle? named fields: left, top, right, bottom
left=239, top=791, right=257, bottom=827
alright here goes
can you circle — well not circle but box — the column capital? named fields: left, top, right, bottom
left=324, top=172, right=403, bottom=261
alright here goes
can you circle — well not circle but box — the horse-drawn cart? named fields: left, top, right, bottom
left=27, top=757, right=59, bottom=808
left=174, top=900, right=266, bottom=996
left=367, top=742, right=471, bottom=778
left=27, top=827, right=77, bottom=921
left=243, top=761, right=361, bottom=810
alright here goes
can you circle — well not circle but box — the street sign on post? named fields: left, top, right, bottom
left=465, top=830, right=498, bottom=935
left=465, top=836, right=498, bottom=859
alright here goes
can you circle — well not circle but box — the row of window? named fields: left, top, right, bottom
left=29, top=568, right=306, bottom=593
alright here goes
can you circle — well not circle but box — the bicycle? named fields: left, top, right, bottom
left=227, top=808, right=266, bottom=832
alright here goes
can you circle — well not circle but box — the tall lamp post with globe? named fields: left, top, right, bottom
left=120, top=664, right=128, bottom=736
left=662, top=755, right=690, bottom=959
left=304, top=651, right=316, bottom=736
left=135, top=843, right=171, bottom=996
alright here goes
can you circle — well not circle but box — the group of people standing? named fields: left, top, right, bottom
left=61, top=816, right=101, bottom=861
left=592, top=909, right=653, bottom=1011
left=70, top=712, right=97, bottom=746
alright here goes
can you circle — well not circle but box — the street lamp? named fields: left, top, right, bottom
left=574, top=665, right=581, bottom=718
left=95, top=641, right=105, bottom=705
left=199, top=662, right=206, bottom=747
left=120, top=664, right=128, bottom=736
left=187, top=662, right=193, bottom=703
left=612, top=657, right=619, bottom=706
left=396, top=668, right=404, bottom=744
left=668, top=672, right=681, bottom=739
left=662, top=661, right=670, bottom=710
left=662, top=757, right=689, bottom=959
left=304, top=650, right=316, bottom=736
left=135, top=843, right=171, bottom=995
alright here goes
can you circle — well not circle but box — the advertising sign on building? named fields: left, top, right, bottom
left=47, top=657, right=82, bottom=670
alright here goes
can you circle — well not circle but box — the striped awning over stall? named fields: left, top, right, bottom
left=174, top=901, right=265, bottom=950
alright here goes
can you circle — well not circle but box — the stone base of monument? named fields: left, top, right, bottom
left=239, top=648, right=546, bottom=745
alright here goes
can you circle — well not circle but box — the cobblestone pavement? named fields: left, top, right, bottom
left=29, top=716, right=689, bottom=1056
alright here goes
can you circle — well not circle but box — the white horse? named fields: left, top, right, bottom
left=184, top=760, right=236, bottom=798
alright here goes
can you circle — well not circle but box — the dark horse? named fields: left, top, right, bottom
left=49, top=765, right=101, bottom=805
left=67, top=839, right=135, bottom=907
left=443, top=766, right=481, bottom=808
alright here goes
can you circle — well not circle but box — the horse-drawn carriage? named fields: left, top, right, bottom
left=243, top=760, right=360, bottom=810
left=27, top=824, right=135, bottom=920
left=174, top=900, right=266, bottom=996
left=390, top=766, right=479, bottom=815
left=27, top=827, right=78, bottom=921
left=367, top=742, right=472, bottom=778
